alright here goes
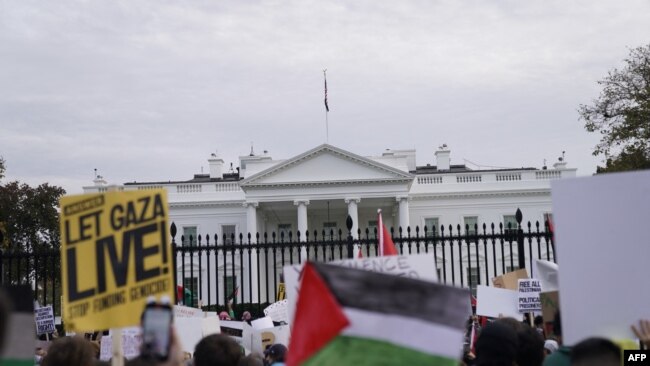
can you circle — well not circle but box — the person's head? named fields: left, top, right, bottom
left=238, top=353, right=264, bottom=366
left=242, top=311, right=252, bottom=321
left=514, top=324, right=544, bottom=366
left=475, top=322, right=518, bottom=366
left=534, top=315, right=544, bottom=327
left=570, top=337, right=621, bottom=366
left=41, top=336, right=96, bottom=366
left=544, top=339, right=559, bottom=356
left=264, top=344, right=287, bottom=365
left=220, top=311, right=232, bottom=321
left=194, top=334, right=242, bottom=366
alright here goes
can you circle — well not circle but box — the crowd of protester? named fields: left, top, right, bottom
left=3, top=286, right=650, bottom=366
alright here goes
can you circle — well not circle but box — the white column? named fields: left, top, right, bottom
left=345, top=197, right=361, bottom=257
left=345, top=198, right=360, bottom=239
left=243, top=201, right=259, bottom=302
left=397, top=196, right=410, bottom=233
left=245, top=201, right=259, bottom=240
left=294, top=200, right=310, bottom=260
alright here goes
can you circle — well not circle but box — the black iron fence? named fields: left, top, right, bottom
left=0, top=209, right=555, bottom=318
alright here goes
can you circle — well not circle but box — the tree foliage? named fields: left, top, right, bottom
left=579, top=44, right=650, bottom=173
left=0, top=158, right=66, bottom=252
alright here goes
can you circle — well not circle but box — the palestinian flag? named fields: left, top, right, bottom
left=287, top=262, right=470, bottom=366
left=0, top=285, right=35, bottom=366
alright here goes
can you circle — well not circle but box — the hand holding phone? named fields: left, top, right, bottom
left=141, top=303, right=173, bottom=361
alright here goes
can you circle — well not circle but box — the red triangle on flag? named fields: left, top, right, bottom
left=286, top=262, right=350, bottom=366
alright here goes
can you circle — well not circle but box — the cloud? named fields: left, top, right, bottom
left=1, top=0, right=649, bottom=193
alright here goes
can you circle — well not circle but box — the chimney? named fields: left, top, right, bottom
left=209, top=153, right=224, bottom=179
left=435, top=144, right=451, bottom=171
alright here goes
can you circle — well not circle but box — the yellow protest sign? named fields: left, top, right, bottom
left=277, top=283, right=286, bottom=300
left=60, top=189, right=174, bottom=331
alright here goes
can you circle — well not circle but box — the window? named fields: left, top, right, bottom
left=222, top=225, right=236, bottom=245
left=323, top=222, right=337, bottom=239
left=182, top=277, right=199, bottom=307
left=278, top=223, right=292, bottom=238
left=424, top=218, right=439, bottom=236
left=182, top=226, right=197, bottom=246
left=503, top=215, right=518, bottom=239
left=467, top=267, right=481, bottom=296
left=224, top=275, right=237, bottom=301
left=464, top=216, right=478, bottom=242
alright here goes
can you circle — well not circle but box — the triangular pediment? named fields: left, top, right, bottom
left=240, top=144, right=413, bottom=189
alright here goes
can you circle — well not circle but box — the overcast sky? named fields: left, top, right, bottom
left=1, top=0, right=649, bottom=194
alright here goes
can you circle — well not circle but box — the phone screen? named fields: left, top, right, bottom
left=142, top=307, right=172, bottom=360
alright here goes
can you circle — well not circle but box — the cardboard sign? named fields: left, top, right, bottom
left=552, top=170, right=650, bottom=344
left=60, top=190, right=174, bottom=331
left=285, top=254, right=439, bottom=324
left=540, top=291, right=559, bottom=325
left=476, top=285, right=520, bottom=319
left=517, top=279, right=542, bottom=313
left=492, top=269, right=529, bottom=290
left=251, top=325, right=290, bottom=355
left=35, top=306, right=55, bottom=335
left=263, top=300, right=289, bottom=324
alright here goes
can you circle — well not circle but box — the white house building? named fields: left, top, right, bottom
left=83, top=144, right=574, bottom=306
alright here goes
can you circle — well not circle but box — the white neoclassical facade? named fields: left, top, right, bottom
left=83, top=144, right=575, bottom=304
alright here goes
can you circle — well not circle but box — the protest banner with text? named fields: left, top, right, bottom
left=60, top=189, right=174, bottom=331
left=517, top=279, right=542, bottom=313
left=35, top=306, right=55, bottom=336
left=284, top=254, right=439, bottom=325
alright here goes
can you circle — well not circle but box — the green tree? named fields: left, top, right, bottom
left=0, top=158, right=66, bottom=252
left=579, top=44, right=650, bottom=173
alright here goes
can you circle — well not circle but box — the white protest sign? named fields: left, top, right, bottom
left=552, top=170, right=650, bottom=344
left=535, top=260, right=559, bottom=292
left=219, top=320, right=252, bottom=353
left=99, top=327, right=142, bottom=361
left=34, top=306, right=55, bottom=336
left=201, top=317, right=221, bottom=337
left=173, top=305, right=204, bottom=318
left=476, top=285, right=520, bottom=319
left=251, top=325, right=290, bottom=355
left=264, top=300, right=289, bottom=324
left=517, top=279, right=542, bottom=313
left=175, top=317, right=204, bottom=354
left=284, top=254, right=438, bottom=324
left=251, top=316, right=274, bottom=330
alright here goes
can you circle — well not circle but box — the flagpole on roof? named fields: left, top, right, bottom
left=323, top=69, right=329, bottom=143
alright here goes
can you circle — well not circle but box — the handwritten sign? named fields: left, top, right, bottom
left=284, top=254, right=438, bottom=324
left=518, top=279, right=542, bottom=313
left=34, top=306, right=55, bottom=336
left=174, top=305, right=203, bottom=318
left=60, top=190, right=174, bottom=331
left=99, top=327, right=142, bottom=361
left=263, top=300, right=289, bottom=324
